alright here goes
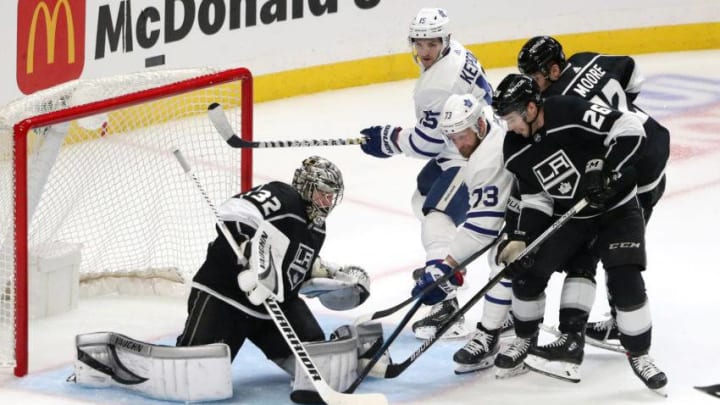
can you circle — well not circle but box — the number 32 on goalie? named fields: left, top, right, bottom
left=249, top=188, right=281, bottom=215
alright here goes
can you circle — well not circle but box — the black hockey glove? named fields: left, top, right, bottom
left=581, top=159, right=617, bottom=209
left=495, top=236, right=534, bottom=278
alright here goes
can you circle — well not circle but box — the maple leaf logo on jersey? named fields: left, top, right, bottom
left=532, top=150, right=580, bottom=199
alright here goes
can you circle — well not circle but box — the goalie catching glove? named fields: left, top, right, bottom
left=299, top=258, right=370, bottom=310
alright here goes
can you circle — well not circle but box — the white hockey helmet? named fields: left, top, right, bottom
left=440, top=94, right=486, bottom=140
left=408, top=8, right=451, bottom=52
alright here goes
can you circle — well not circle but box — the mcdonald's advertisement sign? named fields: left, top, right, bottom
left=17, top=0, right=85, bottom=94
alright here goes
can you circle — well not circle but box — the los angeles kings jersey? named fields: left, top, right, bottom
left=544, top=52, right=669, bottom=191
left=192, top=181, right=325, bottom=319
left=503, top=96, right=645, bottom=240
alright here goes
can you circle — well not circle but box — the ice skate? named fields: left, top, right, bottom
left=494, top=332, right=537, bottom=379
left=412, top=297, right=468, bottom=340
left=628, top=352, right=668, bottom=397
left=499, top=312, right=515, bottom=338
left=585, top=316, right=623, bottom=353
left=525, top=332, right=584, bottom=383
left=453, top=323, right=500, bottom=374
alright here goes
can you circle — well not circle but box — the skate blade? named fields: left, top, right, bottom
left=650, top=386, right=668, bottom=398
left=414, top=324, right=470, bottom=340
left=495, top=364, right=529, bottom=379
left=454, top=358, right=495, bottom=375
left=524, top=355, right=581, bottom=383
left=585, top=336, right=624, bottom=353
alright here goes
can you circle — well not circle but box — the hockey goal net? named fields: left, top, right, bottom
left=0, top=67, right=253, bottom=377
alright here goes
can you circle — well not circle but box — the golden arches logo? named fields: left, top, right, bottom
left=26, top=0, right=75, bottom=74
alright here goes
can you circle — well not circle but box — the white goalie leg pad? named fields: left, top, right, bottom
left=291, top=329, right=358, bottom=403
left=356, top=322, right=392, bottom=378
left=72, top=332, right=232, bottom=402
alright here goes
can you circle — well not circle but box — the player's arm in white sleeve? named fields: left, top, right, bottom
left=394, top=88, right=450, bottom=159
left=447, top=165, right=513, bottom=265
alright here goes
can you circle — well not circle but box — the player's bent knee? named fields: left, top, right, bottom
left=71, top=332, right=232, bottom=402
left=606, top=266, right=647, bottom=308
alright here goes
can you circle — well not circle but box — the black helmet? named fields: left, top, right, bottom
left=517, top=36, right=565, bottom=75
left=492, top=74, right=543, bottom=116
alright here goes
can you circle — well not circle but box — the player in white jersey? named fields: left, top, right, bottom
left=360, top=8, right=494, bottom=340
left=412, top=93, right=517, bottom=373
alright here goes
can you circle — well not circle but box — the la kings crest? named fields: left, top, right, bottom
left=532, top=150, right=580, bottom=199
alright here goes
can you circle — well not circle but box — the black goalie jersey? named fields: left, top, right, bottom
left=503, top=95, right=646, bottom=240
left=192, top=181, right=325, bottom=316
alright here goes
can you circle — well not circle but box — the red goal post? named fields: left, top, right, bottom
left=0, top=67, right=254, bottom=377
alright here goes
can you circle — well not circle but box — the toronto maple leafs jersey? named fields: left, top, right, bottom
left=448, top=107, right=513, bottom=263
left=191, top=181, right=325, bottom=319
left=503, top=96, right=645, bottom=240
left=544, top=52, right=670, bottom=191
left=394, top=40, right=493, bottom=170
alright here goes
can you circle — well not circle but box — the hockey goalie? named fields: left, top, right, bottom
left=68, top=156, right=389, bottom=403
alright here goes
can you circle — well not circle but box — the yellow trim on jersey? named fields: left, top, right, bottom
left=254, top=22, right=720, bottom=103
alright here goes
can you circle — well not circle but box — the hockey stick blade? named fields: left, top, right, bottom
left=173, top=148, right=387, bottom=405
left=695, top=384, right=720, bottom=398
left=207, top=102, right=249, bottom=148
left=383, top=199, right=589, bottom=379
left=353, top=236, right=500, bottom=326
left=208, top=102, right=366, bottom=148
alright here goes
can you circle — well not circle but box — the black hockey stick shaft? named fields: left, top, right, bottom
left=383, top=198, right=589, bottom=379
left=353, top=236, right=500, bottom=325
left=208, top=102, right=367, bottom=148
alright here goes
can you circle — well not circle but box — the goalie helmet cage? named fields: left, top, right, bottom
left=0, top=67, right=254, bottom=377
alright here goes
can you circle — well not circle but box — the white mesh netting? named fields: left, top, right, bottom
left=0, top=67, right=252, bottom=371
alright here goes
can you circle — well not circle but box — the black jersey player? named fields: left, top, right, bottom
left=490, top=74, right=667, bottom=394
left=176, top=156, right=374, bottom=402
left=517, top=36, right=670, bottom=348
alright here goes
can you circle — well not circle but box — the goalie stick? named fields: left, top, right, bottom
left=172, top=149, right=387, bottom=405
left=345, top=236, right=500, bottom=393
left=208, top=102, right=367, bottom=148
left=381, top=198, right=590, bottom=380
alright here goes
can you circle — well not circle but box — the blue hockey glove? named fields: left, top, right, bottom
left=411, top=262, right=463, bottom=305
left=360, top=125, right=401, bottom=158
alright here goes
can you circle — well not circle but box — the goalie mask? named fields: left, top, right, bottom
left=408, top=8, right=451, bottom=67
left=292, top=156, right=344, bottom=226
